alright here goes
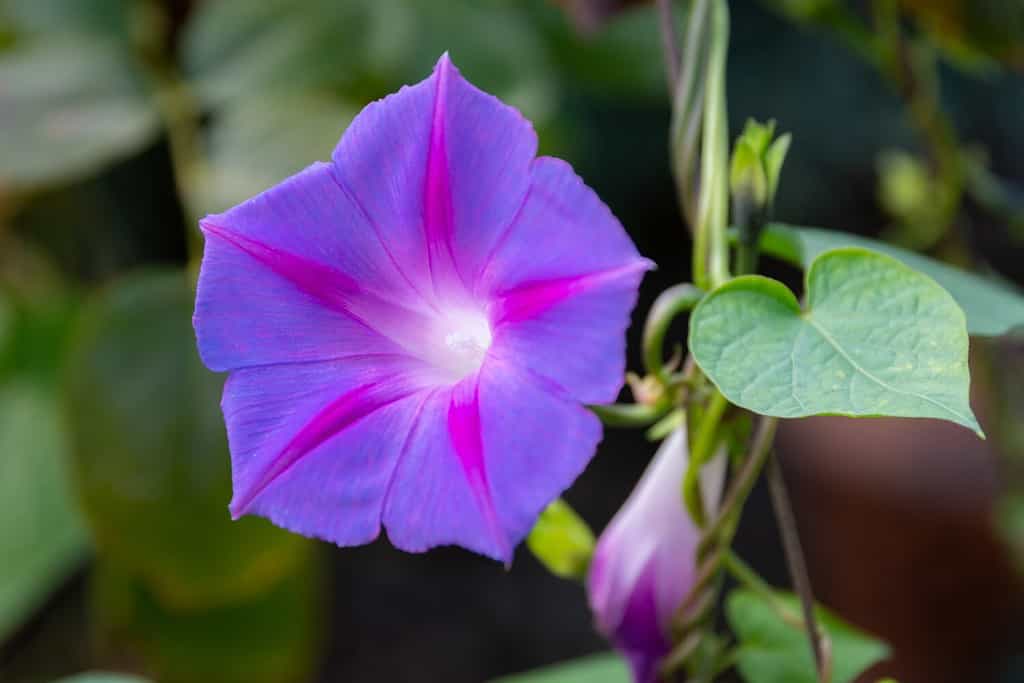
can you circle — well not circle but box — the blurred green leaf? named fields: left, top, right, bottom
left=690, top=248, right=981, bottom=435
left=760, top=223, right=1024, bottom=336
left=902, top=0, right=1024, bottom=69
left=51, top=673, right=151, bottom=683
left=0, top=381, right=89, bottom=641
left=0, top=294, right=12, bottom=360
left=181, top=0, right=405, bottom=109
left=526, top=499, right=595, bottom=580
left=0, top=0, right=134, bottom=41
left=181, top=0, right=556, bottom=125
left=63, top=270, right=310, bottom=610
left=93, top=558, right=320, bottom=683
left=0, top=33, right=158, bottom=188
left=492, top=653, right=629, bottom=683
left=726, top=589, right=889, bottom=683
left=194, top=91, right=356, bottom=214
left=543, top=3, right=667, bottom=100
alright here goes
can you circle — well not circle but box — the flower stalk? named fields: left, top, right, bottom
left=766, top=457, right=831, bottom=682
left=693, top=0, right=731, bottom=291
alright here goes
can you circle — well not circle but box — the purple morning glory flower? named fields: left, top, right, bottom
left=588, top=428, right=724, bottom=681
left=193, top=55, right=651, bottom=563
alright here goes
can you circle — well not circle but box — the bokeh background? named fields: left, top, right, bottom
left=2, top=1, right=1024, bottom=682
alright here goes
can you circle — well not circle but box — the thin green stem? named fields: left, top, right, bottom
left=156, top=81, right=206, bottom=266
left=134, top=1, right=206, bottom=272
left=669, top=0, right=710, bottom=230
left=694, top=0, right=731, bottom=290
left=657, top=0, right=681, bottom=95
left=643, top=283, right=705, bottom=385
left=683, top=389, right=730, bottom=526
left=663, top=415, right=777, bottom=677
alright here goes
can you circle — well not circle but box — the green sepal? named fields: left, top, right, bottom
left=526, top=499, right=595, bottom=580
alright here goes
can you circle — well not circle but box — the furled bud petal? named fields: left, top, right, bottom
left=587, top=427, right=724, bottom=682
left=730, top=118, right=791, bottom=214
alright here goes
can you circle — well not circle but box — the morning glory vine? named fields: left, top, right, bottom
left=187, top=1, right=1022, bottom=682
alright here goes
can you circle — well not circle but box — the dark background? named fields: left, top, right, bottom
left=2, top=1, right=1024, bottom=682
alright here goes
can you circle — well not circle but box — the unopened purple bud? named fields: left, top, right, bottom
left=587, top=427, right=724, bottom=681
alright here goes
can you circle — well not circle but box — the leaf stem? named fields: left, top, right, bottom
left=766, top=455, right=831, bottom=682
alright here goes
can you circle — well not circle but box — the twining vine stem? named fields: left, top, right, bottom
left=766, top=457, right=830, bottom=681
left=657, top=0, right=682, bottom=95
left=656, top=2, right=831, bottom=680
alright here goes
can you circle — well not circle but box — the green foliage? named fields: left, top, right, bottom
left=195, top=92, right=356, bottom=214
left=0, top=0, right=136, bottom=42
left=690, top=248, right=981, bottom=435
left=491, top=653, right=628, bottom=683
left=541, top=2, right=668, bottom=100
left=726, top=589, right=889, bottom=683
left=62, top=270, right=319, bottom=682
left=93, top=559, right=320, bottom=683
left=0, top=382, right=88, bottom=642
left=0, top=33, right=158, bottom=188
left=761, top=223, right=1024, bottom=336
left=62, top=270, right=311, bottom=609
left=526, top=499, right=595, bottom=580
left=51, top=674, right=151, bottom=683
left=181, top=0, right=555, bottom=122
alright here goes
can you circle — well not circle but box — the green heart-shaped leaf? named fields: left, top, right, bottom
left=690, top=248, right=982, bottom=435
left=759, top=223, right=1024, bottom=337
left=726, top=589, right=889, bottom=683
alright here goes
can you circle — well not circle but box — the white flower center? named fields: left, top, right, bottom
left=432, top=309, right=492, bottom=380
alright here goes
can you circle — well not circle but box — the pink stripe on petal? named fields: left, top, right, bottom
left=447, top=379, right=509, bottom=559
left=492, top=261, right=652, bottom=325
left=203, top=221, right=361, bottom=301
left=230, top=380, right=418, bottom=517
left=423, top=54, right=467, bottom=297
left=202, top=222, right=438, bottom=354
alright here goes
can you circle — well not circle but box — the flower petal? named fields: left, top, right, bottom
left=479, top=156, right=652, bottom=292
left=194, top=162, right=431, bottom=371
left=331, top=54, right=537, bottom=297
left=221, top=355, right=439, bottom=546
left=488, top=265, right=648, bottom=404
left=615, top=563, right=673, bottom=683
left=382, top=356, right=602, bottom=562
left=474, top=156, right=652, bottom=403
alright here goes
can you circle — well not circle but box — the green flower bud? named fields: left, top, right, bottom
left=527, top=498, right=595, bottom=580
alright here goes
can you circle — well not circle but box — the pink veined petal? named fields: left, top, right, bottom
left=478, top=156, right=652, bottom=294
left=472, top=155, right=653, bottom=403
left=380, top=384, right=509, bottom=560
left=204, top=161, right=422, bottom=304
left=382, top=356, right=602, bottom=562
left=198, top=221, right=447, bottom=371
left=486, top=264, right=649, bottom=405
left=332, top=54, right=537, bottom=299
left=194, top=162, right=431, bottom=371
left=222, top=354, right=440, bottom=546
left=194, top=228, right=390, bottom=371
